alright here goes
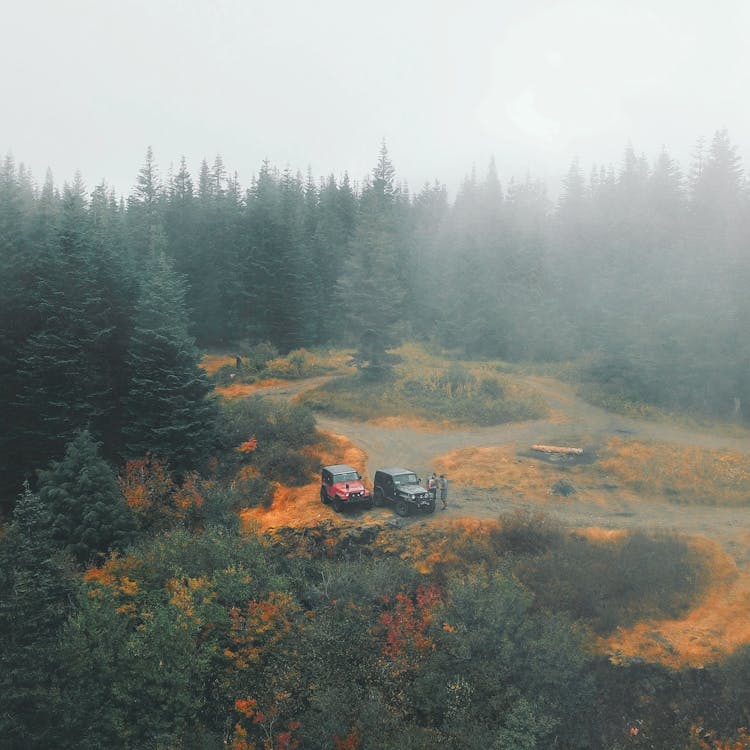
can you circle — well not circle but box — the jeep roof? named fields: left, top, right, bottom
left=323, top=464, right=358, bottom=474
left=376, top=467, right=413, bottom=477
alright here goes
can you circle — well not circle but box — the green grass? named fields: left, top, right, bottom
left=297, top=346, right=548, bottom=426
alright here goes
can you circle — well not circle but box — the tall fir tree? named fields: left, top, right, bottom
left=14, top=176, right=133, bottom=483
left=37, top=430, right=135, bottom=565
left=126, top=146, right=166, bottom=262
left=122, top=252, right=217, bottom=472
left=0, top=483, right=75, bottom=746
left=339, top=142, right=408, bottom=375
left=0, top=156, right=36, bottom=501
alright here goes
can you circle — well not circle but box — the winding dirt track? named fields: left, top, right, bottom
left=251, top=373, right=750, bottom=667
left=257, top=374, right=750, bottom=555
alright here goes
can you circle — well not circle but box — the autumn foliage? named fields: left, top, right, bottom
left=231, top=697, right=301, bottom=750
left=119, top=455, right=205, bottom=529
left=691, top=725, right=750, bottom=750
left=224, top=593, right=298, bottom=669
left=379, top=584, right=442, bottom=663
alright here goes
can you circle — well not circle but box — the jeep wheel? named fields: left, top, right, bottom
left=333, top=497, right=344, bottom=513
left=373, top=488, right=384, bottom=507
left=364, top=498, right=373, bottom=509
left=395, top=499, right=409, bottom=517
left=426, top=499, right=436, bottom=513
left=320, top=488, right=330, bottom=505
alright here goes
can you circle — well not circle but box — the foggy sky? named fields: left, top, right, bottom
left=3, top=0, right=749, bottom=198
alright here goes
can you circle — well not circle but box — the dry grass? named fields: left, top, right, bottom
left=263, top=348, right=351, bottom=378
left=574, top=526, right=629, bottom=543
left=203, top=348, right=351, bottom=387
left=436, top=438, right=750, bottom=508
left=239, top=430, right=369, bottom=532
left=200, top=354, right=237, bottom=375
left=298, top=344, right=547, bottom=427
left=598, top=438, right=750, bottom=506
left=215, top=379, right=285, bottom=399
left=433, top=444, right=573, bottom=502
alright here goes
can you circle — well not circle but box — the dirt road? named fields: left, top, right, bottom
left=255, top=374, right=750, bottom=550
left=249, top=373, right=750, bottom=667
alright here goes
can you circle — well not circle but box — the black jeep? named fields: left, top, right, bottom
left=372, top=468, right=434, bottom=516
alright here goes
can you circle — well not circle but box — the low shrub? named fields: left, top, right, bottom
left=517, top=530, right=707, bottom=634
left=214, top=397, right=317, bottom=494
left=298, top=369, right=545, bottom=426
left=264, top=348, right=329, bottom=379
left=210, top=363, right=256, bottom=387
left=240, top=340, right=279, bottom=371
left=218, top=397, right=317, bottom=453
left=255, top=444, right=315, bottom=486
left=490, top=510, right=565, bottom=556
left=297, top=376, right=388, bottom=421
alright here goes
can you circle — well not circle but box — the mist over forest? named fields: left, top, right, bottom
left=3, top=130, right=750, bottom=750
left=2, top=131, right=748, bottom=495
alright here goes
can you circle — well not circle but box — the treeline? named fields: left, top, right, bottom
left=0, top=163, right=218, bottom=502
left=5, top=132, right=750, bottom=421
left=1, top=132, right=749, bottom=494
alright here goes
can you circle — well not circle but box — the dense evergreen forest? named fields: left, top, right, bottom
left=3, top=133, right=749, bottom=502
left=2, top=135, right=750, bottom=749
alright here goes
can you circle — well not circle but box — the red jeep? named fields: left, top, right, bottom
left=320, top=464, right=372, bottom=512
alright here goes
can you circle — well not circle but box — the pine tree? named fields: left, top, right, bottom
left=184, top=153, right=246, bottom=343
left=339, top=143, right=408, bottom=375
left=0, top=155, right=35, bottom=501
left=14, top=177, right=134, bottom=477
left=0, top=483, right=75, bottom=745
left=692, top=129, right=745, bottom=258
left=126, top=146, right=165, bottom=260
left=36, top=430, right=135, bottom=565
left=122, top=252, right=217, bottom=472
left=310, top=173, right=359, bottom=342
left=240, top=162, right=312, bottom=349
left=410, top=180, right=448, bottom=339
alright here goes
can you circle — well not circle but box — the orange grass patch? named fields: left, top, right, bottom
left=599, top=438, right=750, bottom=506
left=599, top=537, right=750, bottom=668
left=575, top=526, right=629, bottom=543
left=434, top=445, right=565, bottom=501
left=370, top=415, right=448, bottom=432
left=240, top=431, right=369, bottom=532
left=215, top=379, right=286, bottom=399
left=200, top=354, right=236, bottom=375
left=303, top=431, right=369, bottom=479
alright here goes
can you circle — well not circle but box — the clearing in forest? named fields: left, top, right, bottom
left=215, top=347, right=750, bottom=669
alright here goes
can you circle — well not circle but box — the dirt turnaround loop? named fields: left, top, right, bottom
left=248, top=373, right=750, bottom=668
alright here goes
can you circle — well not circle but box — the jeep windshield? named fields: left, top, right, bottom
left=333, top=471, right=358, bottom=483
left=394, top=473, right=418, bottom=486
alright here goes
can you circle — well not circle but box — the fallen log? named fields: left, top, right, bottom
left=531, top=444, right=583, bottom=455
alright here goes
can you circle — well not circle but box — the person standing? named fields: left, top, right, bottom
left=439, top=474, right=448, bottom=509
left=427, top=473, right=437, bottom=502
